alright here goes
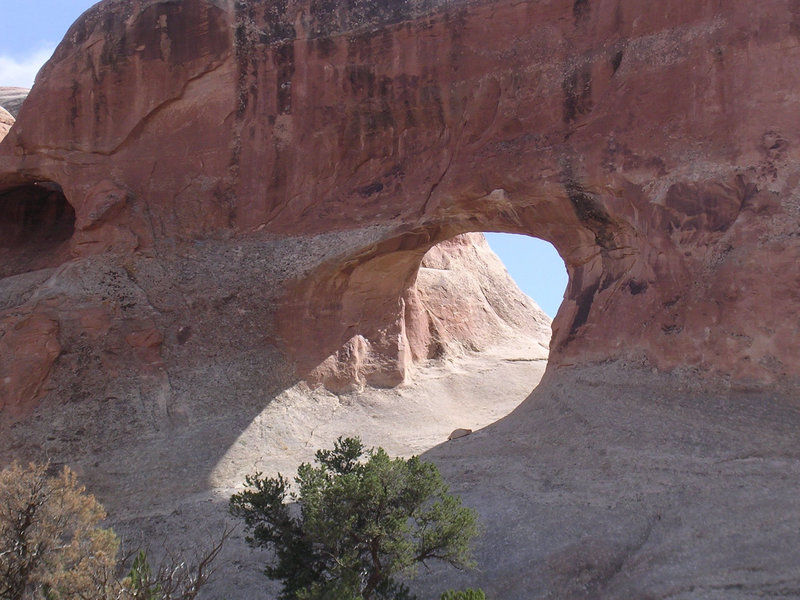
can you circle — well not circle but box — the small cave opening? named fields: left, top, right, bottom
left=0, top=181, right=76, bottom=278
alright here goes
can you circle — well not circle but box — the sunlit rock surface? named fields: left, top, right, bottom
left=2, top=0, right=800, bottom=597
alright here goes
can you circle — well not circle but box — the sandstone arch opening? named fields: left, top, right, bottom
left=411, top=233, right=557, bottom=362
left=295, top=229, right=569, bottom=402
left=405, top=232, right=566, bottom=430
left=253, top=229, right=570, bottom=469
left=0, top=180, right=75, bottom=278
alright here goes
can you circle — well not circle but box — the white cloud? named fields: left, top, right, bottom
left=0, top=47, right=56, bottom=89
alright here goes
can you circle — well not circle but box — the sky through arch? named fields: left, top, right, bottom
left=484, top=233, right=567, bottom=318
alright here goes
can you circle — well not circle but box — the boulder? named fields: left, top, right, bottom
left=447, top=428, right=472, bottom=440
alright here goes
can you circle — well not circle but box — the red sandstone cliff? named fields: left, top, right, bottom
left=2, top=2, right=800, bottom=598
left=2, top=0, right=798, bottom=402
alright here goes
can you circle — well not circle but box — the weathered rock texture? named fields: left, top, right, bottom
left=309, top=232, right=551, bottom=391
left=0, top=87, right=28, bottom=118
left=2, top=0, right=800, bottom=597
left=0, top=107, right=12, bottom=142
left=2, top=0, right=799, bottom=396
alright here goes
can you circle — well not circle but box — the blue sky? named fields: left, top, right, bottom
left=0, top=0, right=568, bottom=318
left=0, top=1, right=98, bottom=86
left=484, top=234, right=566, bottom=318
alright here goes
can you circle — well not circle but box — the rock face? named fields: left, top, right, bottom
left=1, top=0, right=799, bottom=395
left=308, top=232, right=551, bottom=391
left=0, top=107, right=12, bottom=142
left=0, top=87, right=28, bottom=118
left=2, top=1, right=800, bottom=597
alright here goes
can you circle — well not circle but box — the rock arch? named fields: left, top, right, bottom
left=3, top=4, right=800, bottom=596
left=0, top=0, right=798, bottom=413
left=295, top=230, right=554, bottom=392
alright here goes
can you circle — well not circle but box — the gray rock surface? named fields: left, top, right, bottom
left=0, top=87, right=28, bottom=118
left=410, top=365, right=800, bottom=599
